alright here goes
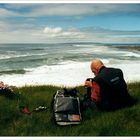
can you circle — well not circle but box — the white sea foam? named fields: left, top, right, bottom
left=123, top=52, right=140, bottom=57
left=68, top=45, right=109, bottom=54
left=0, top=52, right=49, bottom=60
left=0, top=60, right=140, bottom=87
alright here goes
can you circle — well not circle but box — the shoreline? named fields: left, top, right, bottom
left=1, top=61, right=140, bottom=88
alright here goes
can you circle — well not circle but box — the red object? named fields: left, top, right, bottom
left=20, top=107, right=31, bottom=115
left=91, top=81, right=101, bottom=103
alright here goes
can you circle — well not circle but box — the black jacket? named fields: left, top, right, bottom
left=93, top=66, right=132, bottom=110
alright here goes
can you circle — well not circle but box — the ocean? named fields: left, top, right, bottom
left=0, top=43, right=140, bottom=87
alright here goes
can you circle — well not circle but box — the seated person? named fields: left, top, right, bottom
left=0, top=81, right=15, bottom=98
left=0, top=81, right=9, bottom=90
left=0, top=81, right=30, bottom=114
left=84, top=59, right=134, bottom=111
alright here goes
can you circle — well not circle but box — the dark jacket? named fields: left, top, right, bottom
left=93, top=66, right=132, bottom=110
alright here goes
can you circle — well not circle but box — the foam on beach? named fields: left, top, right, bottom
left=1, top=60, right=140, bottom=87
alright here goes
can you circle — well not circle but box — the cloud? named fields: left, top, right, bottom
left=1, top=25, right=139, bottom=44
left=0, top=24, right=86, bottom=43
left=43, top=28, right=140, bottom=44
left=44, top=27, right=62, bottom=35
left=0, top=21, right=8, bottom=31
left=0, top=27, right=140, bottom=44
left=0, top=7, right=19, bottom=17
left=1, top=4, right=140, bottom=17
left=43, top=26, right=85, bottom=39
left=0, top=4, right=140, bottom=44
left=22, top=4, right=140, bottom=17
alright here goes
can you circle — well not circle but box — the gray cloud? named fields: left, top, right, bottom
left=1, top=4, right=140, bottom=17
left=0, top=24, right=139, bottom=44
left=0, top=4, right=140, bottom=44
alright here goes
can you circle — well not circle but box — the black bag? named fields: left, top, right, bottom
left=53, top=88, right=82, bottom=126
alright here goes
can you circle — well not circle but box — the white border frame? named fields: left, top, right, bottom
left=0, top=0, right=140, bottom=3
left=0, top=1, right=140, bottom=139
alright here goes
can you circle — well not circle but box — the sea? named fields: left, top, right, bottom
left=0, top=43, right=140, bottom=87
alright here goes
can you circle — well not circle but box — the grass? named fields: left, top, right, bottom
left=0, top=82, right=140, bottom=136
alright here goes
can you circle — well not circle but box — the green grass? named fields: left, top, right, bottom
left=0, top=83, right=140, bottom=136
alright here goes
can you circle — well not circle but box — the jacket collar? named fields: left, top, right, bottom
left=99, top=66, right=106, bottom=73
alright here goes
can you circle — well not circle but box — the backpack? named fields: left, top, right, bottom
left=53, top=88, right=82, bottom=126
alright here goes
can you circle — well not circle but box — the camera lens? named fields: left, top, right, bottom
left=86, top=78, right=92, bottom=82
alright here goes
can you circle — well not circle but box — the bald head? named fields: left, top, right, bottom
left=90, top=59, right=104, bottom=75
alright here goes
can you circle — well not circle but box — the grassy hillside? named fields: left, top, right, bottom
left=0, top=83, right=140, bottom=136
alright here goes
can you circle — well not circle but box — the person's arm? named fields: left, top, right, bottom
left=91, top=81, right=101, bottom=103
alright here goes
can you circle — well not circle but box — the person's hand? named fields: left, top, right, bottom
left=84, top=81, right=92, bottom=87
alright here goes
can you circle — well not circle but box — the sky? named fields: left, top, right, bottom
left=0, top=3, right=140, bottom=44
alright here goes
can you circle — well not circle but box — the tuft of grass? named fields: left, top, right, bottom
left=0, top=83, right=140, bottom=136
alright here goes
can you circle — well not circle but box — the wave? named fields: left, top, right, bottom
left=0, top=43, right=140, bottom=87
left=0, top=52, right=49, bottom=60
left=72, top=44, right=95, bottom=47
left=0, top=60, right=140, bottom=87
left=122, top=52, right=140, bottom=58
left=0, top=54, right=29, bottom=60
left=29, top=48, right=45, bottom=51
left=68, top=45, right=109, bottom=54
left=0, top=69, right=27, bottom=75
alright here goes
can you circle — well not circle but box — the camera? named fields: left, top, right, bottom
left=85, top=78, right=93, bottom=100
left=85, top=78, right=93, bottom=88
left=86, top=78, right=93, bottom=82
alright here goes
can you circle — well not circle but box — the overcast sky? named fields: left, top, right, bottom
left=0, top=3, right=140, bottom=44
